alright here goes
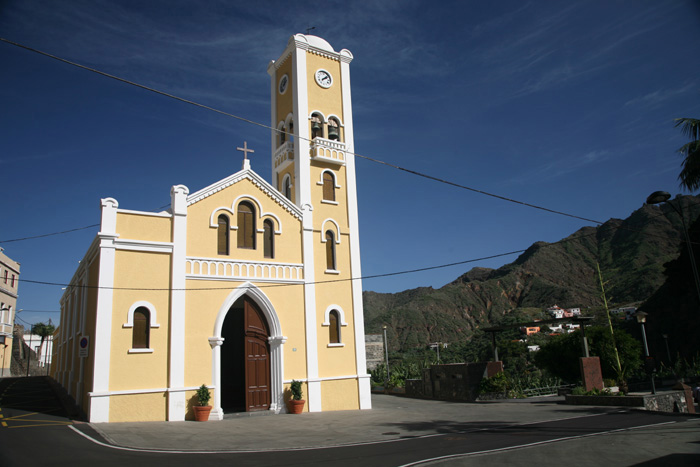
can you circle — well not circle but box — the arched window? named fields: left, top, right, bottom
left=325, top=230, right=336, bottom=271
left=282, top=175, right=292, bottom=201
left=132, top=307, right=150, bottom=349
left=288, top=119, right=294, bottom=142
left=237, top=201, right=256, bottom=249
left=329, top=309, right=340, bottom=344
left=264, top=219, right=274, bottom=259
left=217, top=214, right=229, bottom=255
left=322, top=171, right=335, bottom=202
left=311, top=113, right=323, bottom=139
left=328, top=117, right=340, bottom=141
left=279, top=124, right=286, bottom=145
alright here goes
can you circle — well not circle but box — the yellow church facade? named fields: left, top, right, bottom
left=52, top=34, right=372, bottom=422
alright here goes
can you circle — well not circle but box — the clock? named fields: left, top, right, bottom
left=314, top=69, right=332, bottom=88
left=278, top=74, right=289, bottom=94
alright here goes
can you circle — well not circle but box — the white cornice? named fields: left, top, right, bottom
left=187, top=168, right=303, bottom=220
left=271, top=34, right=352, bottom=72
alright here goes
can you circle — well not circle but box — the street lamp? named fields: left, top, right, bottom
left=634, top=311, right=656, bottom=395
left=646, top=191, right=700, bottom=308
left=382, top=326, right=390, bottom=387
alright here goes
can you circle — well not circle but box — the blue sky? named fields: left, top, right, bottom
left=2, top=0, right=700, bottom=327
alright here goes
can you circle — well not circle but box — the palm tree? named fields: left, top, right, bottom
left=31, top=320, right=55, bottom=367
left=675, top=117, right=700, bottom=192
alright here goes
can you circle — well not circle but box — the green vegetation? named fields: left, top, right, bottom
left=534, top=326, right=642, bottom=385
left=290, top=380, right=303, bottom=400
left=675, top=117, right=700, bottom=191
left=196, top=384, right=211, bottom=406
left=571, top=386, right=620, bottom=396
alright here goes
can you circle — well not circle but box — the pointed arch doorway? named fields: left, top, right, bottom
left=220, top=296, right=271, bottom=412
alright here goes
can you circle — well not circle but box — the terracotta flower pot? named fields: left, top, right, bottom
left=194, top=405, right=212, bottom=421
left=287, top=399, right=305, bottom=414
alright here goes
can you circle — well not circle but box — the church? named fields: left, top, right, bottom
left=51, top=34, right=372, bottom=422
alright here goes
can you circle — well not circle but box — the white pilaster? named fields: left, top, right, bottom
left=340, top=50, right=371, bottom=409
left=208, top=337, right=224, bottom=421
left=301, top=203, right=321, bottom=411
left=268, top=335, right=287, bottom=412
left=293, top=42, right=310, bottom=208
left=168, top=185, right=189, bottom=421
left=90, top=197, right=119, bottom=423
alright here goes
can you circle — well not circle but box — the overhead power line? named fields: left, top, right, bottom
left=1, top=37, right=604, bottom=226
left=0, top=224, right=99, bottom=243
left=14, top=207, right=691, bottom=294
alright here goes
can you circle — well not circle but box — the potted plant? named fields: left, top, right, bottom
left=194, top=384, right=212, bottom=421
left=287, top=380, right=305, bottom=414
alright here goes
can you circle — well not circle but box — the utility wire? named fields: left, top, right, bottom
left=0, top=224, right=99, bottom=243
left=1, top=37, right=604, bottom=226
left=13, top=207, right=687, bottom=293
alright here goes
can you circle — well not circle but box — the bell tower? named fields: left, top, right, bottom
left=267, top=35, right=371, bottom=411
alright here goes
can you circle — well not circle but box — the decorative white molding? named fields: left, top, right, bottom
left=324, top=269, right=340, bottom=275
left=327, top=343, right=345, bottom=348
left=274, top=141, right=294, bottom=171
left=283, top=374, right=363, bottom=384
left=123, top=301, right=161, bottom=328
left=90, top=197, right=119, bottom=422
left=320, top=219, right=342, bottom=244
left=209, top=197, right=284, bottom=235
left=127, top=348, right=154, bottom=354
left=211, top=282, right=286, bottom=415
left=168, top=184, right=189, bottom=422
left=186, top=257, right=304, bottom=282
left=311, top=139, right=346, bottom=165
left=116, top=209, right=171, bottom=218
left=89, top=385, right=214, bottom=398
left=188, top=168, right=302, bottom=221
left=316, top=169, right=342, bottom=188
left=114, top=239, right=173, bottom=253
left=321, top=305, right=348, bottom=326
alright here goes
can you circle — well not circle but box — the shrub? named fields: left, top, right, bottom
left=290, top=380, right=303, bottom=400
left=196, top=384, right=211, bottom=406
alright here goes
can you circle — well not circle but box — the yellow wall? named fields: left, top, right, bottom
left=182, top=279, right=308, bottom=387
left=186, top=178, right=303, bottom=263
left=110, top=250, right=171, bottom=391
left=277, top=164, right=296, bottom=204
left=306, top=54, right=343, bottom=127
left=276, top=57, right=294, bottom=126
left=109, top=392, right=167, bottom=422
left=116, top=212, right=171, bottom=242
left=321, top=378, right=359, bottom=411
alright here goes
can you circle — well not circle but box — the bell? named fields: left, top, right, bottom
left=311, top=121, right=322, bottom=132
left=328, top=126, right=339, bottom=140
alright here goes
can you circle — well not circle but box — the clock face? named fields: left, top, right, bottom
left=278, top=74, right=289, bottom=94
left=315, top=69, right=332, bottom=88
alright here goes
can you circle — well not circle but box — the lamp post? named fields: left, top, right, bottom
left=634, top=311, right=656, bottom=395
left=646, top=191, right=700, bottom=308
left=382, top=326, right=390, bottom=387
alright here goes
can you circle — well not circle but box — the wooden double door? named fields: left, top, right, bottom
left=221, top=298, right=271, bottom=412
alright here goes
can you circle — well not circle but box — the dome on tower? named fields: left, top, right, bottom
left=290, top=34, right=335, bottom=53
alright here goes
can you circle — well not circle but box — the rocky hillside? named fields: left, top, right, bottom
left=363, top=196, right=700, bottom=352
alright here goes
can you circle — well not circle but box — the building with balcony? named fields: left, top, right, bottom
left=0, top=249, right=20, bottom=377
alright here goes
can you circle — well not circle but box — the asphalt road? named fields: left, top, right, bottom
left=1, top=377, right=698, bottom=466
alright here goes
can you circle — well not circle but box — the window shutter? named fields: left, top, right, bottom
left=323, top=172, right=335, bottom=201
left=132, top=308, right=150, bottom=349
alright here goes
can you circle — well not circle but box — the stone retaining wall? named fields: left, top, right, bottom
left=565, top=390, right=693, bottom=413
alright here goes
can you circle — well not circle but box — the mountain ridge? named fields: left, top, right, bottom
left=363, top=196, right=700, bottom=352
